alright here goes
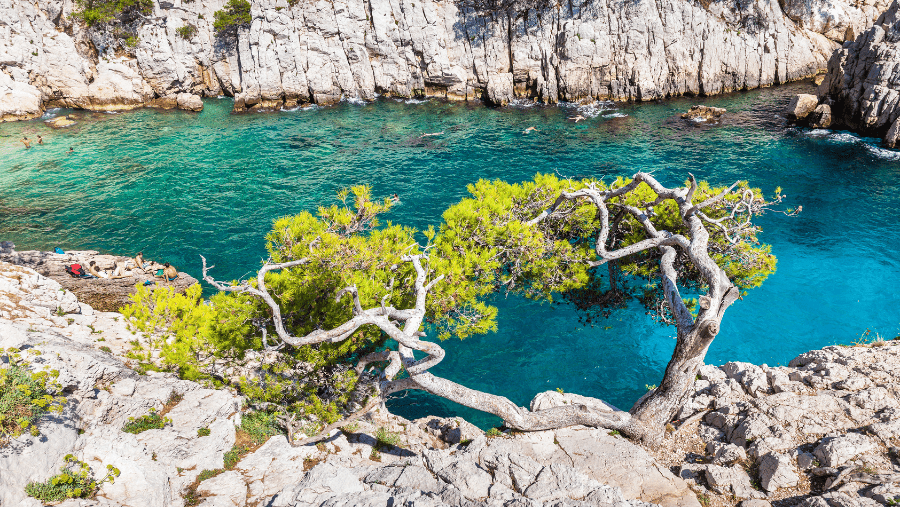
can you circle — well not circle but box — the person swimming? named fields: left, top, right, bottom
left=21, top=136, right=30, bottom=149
left=523, top=126, right=537, bottom=134
left=37, top=135, right=43, bottom=145
left=568, top=115, right=586, bottom=123
left=391, top=193, right=400, bottom=203
left=67, top=147, right=74, bottom=154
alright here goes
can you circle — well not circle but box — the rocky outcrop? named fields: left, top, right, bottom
left=0, top=0, right=892, bottom=120
left=673, top=342, right=900, bottom=502
left=0, top=259, right=696, bottom=507
left=818, top=0, right=900, bottom=144
left=0, top=243, right=198, bottom=311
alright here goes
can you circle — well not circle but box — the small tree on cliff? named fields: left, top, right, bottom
left=213, top=0, right=252, bottom=36
left=197, top=174, right=793, bottom=444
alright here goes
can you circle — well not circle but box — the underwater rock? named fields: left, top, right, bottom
left=681, top=105, right=727, bottom=122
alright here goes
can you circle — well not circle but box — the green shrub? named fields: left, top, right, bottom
left=213, top=0, right=251, bottom=35
left=99, top=346, right=112, bottom=353
left=72, top=0, right=152, bottom=27
left=176, top=24, right=198, bottom=39
left=24, top=454, right=119, bottom=501
left=124, top=36, right=139, bottom=48
left=485, top=427, right=502, bottom=438
left=121, top=408, right=170, bottom=434
left=197, top=427, right=210, bottom=437
left=197, top=468, right=222, bottom=481
left=0, top=348, right=66, bottom=446
left=375, top=427, right=401, bottom=449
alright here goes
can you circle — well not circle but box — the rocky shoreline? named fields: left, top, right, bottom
left=1, top=253, right=898, bottom=507
left=1, top=0, right=892, bottom=121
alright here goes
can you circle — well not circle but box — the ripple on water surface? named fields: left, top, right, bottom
left=1, top=81, right=898, bottom=428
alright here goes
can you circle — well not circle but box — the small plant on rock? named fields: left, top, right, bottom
left=121, top=407, right=170, bottom=434
left=197, top=427, right=211, bottom=437
left=485, top=427, right=502, bottom=438
left=0, top=348, right=66, bottom=446
left=375, top=427, right=401, bottom=450
left=176, top=24, right=198, bottom=39
left=99, top=346, right=112, bottom=353
left=24, top=454, right=120, bottom=501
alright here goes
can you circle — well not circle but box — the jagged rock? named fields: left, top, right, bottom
left=786, top=94, right=820, bottom=121
left=864, top=484, right=900, bottom=504
left=740, top=501, right=771, bottom=507
left=0, top=70, right=42, bottom=121
left=269, top=463, right=366, bottom=507
left=798, top=492, right=882, bottom=507
left=681, top=106, right=726, bottom=122
left=758, top=452, right=799, bottom=492
left=197, top=471, right=249, bottom=506
left=819, top=0, right=900, bottom=143
left=416, top=416, right=483, bottom=446
left=810, top=104, right=833, bottom=128
left=814, top=433, right=877, bottom=467
left=703, top=466, right=765, bottom=499
left=707, top=441, right=747, bottom=465
left=0, top=0, right=881, bottom=119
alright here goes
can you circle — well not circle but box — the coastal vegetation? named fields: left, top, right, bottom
left=0, top=347, right=66, bottom=446
left=124, top=174, right=791, bottom=443
left=213, top=0, right=252, bottom=36
left=24, top=455, right=120, bottom=501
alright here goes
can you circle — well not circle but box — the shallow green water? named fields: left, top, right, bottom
left=2, top=82, right=898, bottom=428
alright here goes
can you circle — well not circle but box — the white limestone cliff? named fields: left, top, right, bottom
left=0, top=0, right=892, bottom=119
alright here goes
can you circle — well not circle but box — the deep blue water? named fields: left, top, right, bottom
left=1, top=82, right=898, bottom=428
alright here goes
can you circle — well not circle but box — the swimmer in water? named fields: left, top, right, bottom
left=391, top=193, right=400, bottom=203
left=37, top=135, right=43, bottom=145
left=420, top=132, right=443, bottom=137
left=523, top=126, right=537, bottom=134
left=67, top=147, right=74, bottom=154
left=21, top=136, right=31, bottom=149
left=568, top=115, right=586, bottom=123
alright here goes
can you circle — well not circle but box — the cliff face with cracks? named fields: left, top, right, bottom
left=0, top=0, right=892, bottom=119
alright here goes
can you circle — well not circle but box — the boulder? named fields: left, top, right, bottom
left=786, top=94, right=819, bottom=121
left=707, top=441, right=747, bottom=465
left=758, top=452, right=799, bottom=492
left=176, top=93, right=204, bottom=112
left=810, top=104, right=833, bottom=128
left=814, top=433, right=877, bottom=467
left=681, top=105, right=726, bottom=122
left=703, top=465, right=765, bottom=499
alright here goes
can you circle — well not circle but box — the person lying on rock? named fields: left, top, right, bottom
left=131, top=251, right=149, bottom=271
left=87, top=261, right=109, bottom=279
left=111, top=260, right=132, bottom=278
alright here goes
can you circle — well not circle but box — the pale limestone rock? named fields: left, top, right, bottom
left=787, top=93, right=820, bottom=120
left=707, top=441, right=747, bottom=465
left=703, top=465, right=766, bottom=499
left=0, top=71, right=42, bottom=121
left=176, top=92, right=203, bottom=111
left=814, top=433, right=877, bottom=467
left=197, top=471, right=249, bottom=507
left=758, top=452, right=799, bottom=492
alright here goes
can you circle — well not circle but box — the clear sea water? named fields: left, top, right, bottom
left=1, top=82, right=898, bottom=428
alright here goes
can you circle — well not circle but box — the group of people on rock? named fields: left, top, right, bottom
left=65, top=251, right=178, bottom=283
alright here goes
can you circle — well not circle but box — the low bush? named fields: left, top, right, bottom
left=121, top=407, right=170, bottom=434
left=176, top=24, right=198, bottom=39
left=24, top=454, right=119, bottom=501
left=0, top=348, right=66, bottom=446
left=197, top=427, right=210, bottom=437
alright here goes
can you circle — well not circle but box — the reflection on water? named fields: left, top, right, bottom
left=1, top=81, right=899, bottom=428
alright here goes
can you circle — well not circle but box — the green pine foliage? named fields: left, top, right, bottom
left=176, top=24, right=198, bottom=39
left=122, top=176, right=779, bottom=435
left=213, top=0, right=252, bottom=35
left=72, top=0, right=152, bottom=27
left=24, top=454, right=119, bottom=501
left=0, top=348, right=66, bottom=447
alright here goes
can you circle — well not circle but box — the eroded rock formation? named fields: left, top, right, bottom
left=818, top=0, right=900, bottom=146
left=0, top=0, right=892, bottom=119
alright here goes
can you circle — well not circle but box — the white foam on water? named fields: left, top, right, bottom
left=509, top=98, right=538, bottom=108
left=803, top=128, right=900, bottom=159
left=603, top=112, right=628, bottom=118
left=864, top=143, right=900, bottom=160
left=344, top=96, right=368, bottom=105
left=403, top=98, right=429, bottom=104
left=41, top=108, right=62, bottom=119
left=560, top=100, right=618, bottom=118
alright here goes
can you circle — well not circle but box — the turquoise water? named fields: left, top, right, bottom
left=2, top=82, right=899, bottom=428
